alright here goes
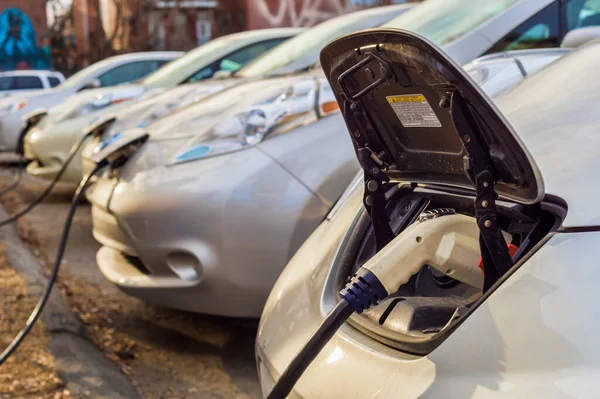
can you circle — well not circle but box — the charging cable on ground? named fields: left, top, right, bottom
left=0, top=131, right=95, bottom=228
left=0, top=160, right=107, bottom=366
left=266, top=213, right=483, bottom=398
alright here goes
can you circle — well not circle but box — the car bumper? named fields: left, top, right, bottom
left=23, top=121, right=90, bottom=183
left=89, top=142, right=330, bottom=317
left=0, top=113, right=24, bottom=152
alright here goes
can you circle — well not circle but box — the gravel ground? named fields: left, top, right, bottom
left=0, top=244, right=70, bottom=399
left=0, top=168, right=262, bottom=399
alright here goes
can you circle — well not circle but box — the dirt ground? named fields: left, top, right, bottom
left=0, top=168, right=262, bottom=399
left=0, top=243, right=71, bottom=399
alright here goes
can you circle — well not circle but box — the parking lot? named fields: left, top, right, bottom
left=0, top=167, right=261, bottom=399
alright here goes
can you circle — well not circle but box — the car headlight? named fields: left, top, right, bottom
left=169, top=78, right=338, bottom=165
left=0, top=99, right=28, bottom=116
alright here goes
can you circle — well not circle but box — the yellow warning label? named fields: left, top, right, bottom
left=385, top=93, right=441, bottom=128
left=387, top=94, right=427, bottom=103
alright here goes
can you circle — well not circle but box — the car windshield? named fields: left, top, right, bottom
left=385, top=0, right=520, bottom=46
left=236, top=8, right=400, bottom=78
left=142, top=36, right=244, bottom=86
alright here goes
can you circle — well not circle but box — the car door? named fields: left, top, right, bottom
left=486, top=0, right=600, bottom=53
left=184, top=38, right=288, bottom=83
left=96, top=59, right=169, bottom=87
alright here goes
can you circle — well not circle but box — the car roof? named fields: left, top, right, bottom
left=495, top=39, right=600, bottom=228
left=103, top=51, right=183, bottom=62
left=0, top=70, right=64, bottom=77
left=221, top=27, right=306, bottom=40
left=469, top=48, right=571, bottom=64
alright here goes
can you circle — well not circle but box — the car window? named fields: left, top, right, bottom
left=0, top=77, right=13, bottom=90
left=97, top=60, right=164, bottom=87
left=487, top=2, right=560, bottom=52
left=220, top=38, right=285, bottom=70
left=186, top=38, right=286, bottom=82
left=47, top=76, right=62, bottom=87
left=14, top=76, right=44, bottom=89
left=141, top=35, right=251, bottom=87
left=238, top=8, right=404, bottom=78
left=566, top=0, right=600, bottom=29
left=383, top=0, right=521, bottom=47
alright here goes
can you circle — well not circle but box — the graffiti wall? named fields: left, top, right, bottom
left=0, top=7, right=51, bottom=70
left=248, top=0, right=353, bottom=29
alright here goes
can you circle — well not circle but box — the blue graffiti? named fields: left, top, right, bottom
left=0, top=8, right=51, bottom=70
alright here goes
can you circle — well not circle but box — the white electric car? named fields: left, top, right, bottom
left=0, top=52, right=181, bottom=152
left=83, top=0, right=600, bottom=319
left=21, top=28, right=303, bottom=182
left=75, top=5, right=413, bottom=185
left=0, top=70, right=65, bottom=98
left=256, top=30, right=600, bottom=399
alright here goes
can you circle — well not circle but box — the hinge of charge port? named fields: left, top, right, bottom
left=448, top=92, right=513, bottom=292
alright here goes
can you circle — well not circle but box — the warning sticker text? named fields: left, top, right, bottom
left=386, top=94, right=441, bottom=128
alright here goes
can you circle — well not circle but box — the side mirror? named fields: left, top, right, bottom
left=562, top=26, right=600, bottom=48
left=81, top=78, right=101, bottom=91
left=212, top=70, right=233, bottom=80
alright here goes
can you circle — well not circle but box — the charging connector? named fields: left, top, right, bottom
left=0, top=116, right=117, bottom=227
left=266, top=213, right=483, bottom=398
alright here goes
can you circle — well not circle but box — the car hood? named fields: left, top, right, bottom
left=145, top=73, right=318, bottom=142
left=320, top=28, right=543, bottom=205
left=104, top=78, right=244, bottom=136
left=46, top=83, right=148, bottom=122
left=0, top=87, right=66, bottom=110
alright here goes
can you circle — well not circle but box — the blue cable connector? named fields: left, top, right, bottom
left=340, top=267, right=388, bottom=314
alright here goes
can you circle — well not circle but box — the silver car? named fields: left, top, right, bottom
left=256, top=29, right=600, bottom=399
left=0, top=52, right=181, bottom=152
left=75, top=5, right=413, bottom=185
left=84, top=0, right=600, bottom=319
left=21, top=28, right=303, bottom=182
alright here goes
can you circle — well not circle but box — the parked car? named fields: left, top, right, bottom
left=0, top=52, right=181, bottom=152
left=0, top=70, right=65, bottom=98
left=20, top=29, right=303, bottom=182
left=83, top=0, right=600, bottom=319
left=82, top=5, right=415, bottom=317
left=256, top=30, right=600, bottom=399
left=33, top=5, right=412, bottom=184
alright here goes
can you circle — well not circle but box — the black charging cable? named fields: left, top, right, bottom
left=0, top=132, right=94, bottom=228
left=0, top=160, right=106, bottom=366
left=266, top=300, right=354, bottom=399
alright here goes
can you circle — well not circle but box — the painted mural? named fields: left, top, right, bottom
left=252, top=0, right=351, bottom=28
left=0, top=7, right=51, bottom=70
